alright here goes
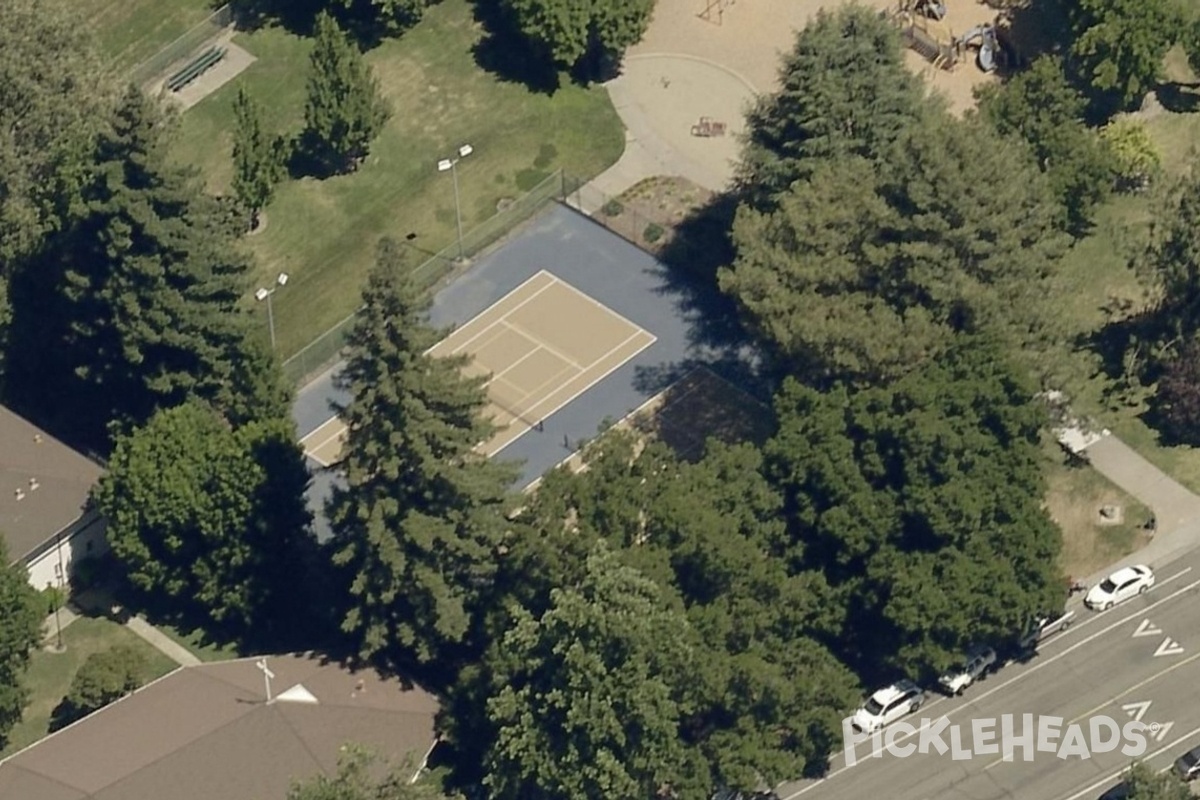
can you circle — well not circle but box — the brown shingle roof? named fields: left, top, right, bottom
left=0, top=653, right=440, bottom=800
left=0, top=406, right=102, bottom=562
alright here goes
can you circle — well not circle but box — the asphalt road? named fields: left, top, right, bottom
left=778, top=550, right=1200, bottom=800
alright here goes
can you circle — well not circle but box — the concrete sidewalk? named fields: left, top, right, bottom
left=42, top=589, right=202, bottom=667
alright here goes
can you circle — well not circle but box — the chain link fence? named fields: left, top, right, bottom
left=281, top=169, right=569, bottom=386
left=563, top=176, right=678, bottom=255
left=127, top=4, right=234, bottom=89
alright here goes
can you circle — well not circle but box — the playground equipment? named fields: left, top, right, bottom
left=889, top=5, right=960, bottom=71
left=690, top=116, right=728, bottom=137
left=698, top=0, right=734, bottom=26
left=913, top=0, right=946, bottom=20
left=955, top=24, right=999, bottom=72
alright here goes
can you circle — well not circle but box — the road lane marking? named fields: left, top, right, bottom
left=1133, top=618, right=1163, bottom=637
left=1122, top=701, right=1152, bottom=722
left=1065, top=649, right=1200, bottom=726
left=782, top=571, right=1200, bottom=799
left=1055, top=723, right=1200, bottom=800
left=1152, top=721, right=1175, bottom=742
left=1153, top=637, right=1185, bottom=656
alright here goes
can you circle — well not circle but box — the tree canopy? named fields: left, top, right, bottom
left=739, top=4, right=926, bottom=207
left=1068, top=0, right=1181, bottom=109
left=0, top=542, right=42, bottom=747
left=484, top=544, right=696, bottom=800
left=1123, top=760, right=1192, bottom=800
left=763, top=337, right=1064, bottom=677
left=95, top=399, right=314, bottom=644
left=302, top=12, right=390, bottom=175
left=975, top=55, right=1114, bottom=232
left=232, top=87, right=285, bottom=228
left=328, top=239, right=516, bottom=675
left=723, top=112, right=1068, bottom=386
left=288, top=743, right=452, bottom=800
left=500, top=0, right=656, bottom=73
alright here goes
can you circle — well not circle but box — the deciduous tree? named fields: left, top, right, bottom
left=484, top=544, right=695, bottom=800
left=327, top=238, right=516, bottom=676
left=95, top=400, right=314, bottom=643
left=0, top=543, right=42, bottom=747
left=289, top=744, right=451, bottom=800
left=1101, top=118, right=1161, bottom=192
left=1124, top=760, right=1192, bottom=800
left=330, top=0, right=431, bottom=33
left=52, top=645, right=147, bottom=730
left=302, top=12, right=390, bottom=175
left=501, top=0, right=656, bottom=72
left=231, top=87, right=285, bottom=229
left=1153, top=336, right=1200, bottom=445
left=1069, top=0, right=1181, bottom=109
left=1138, top=158, right=1200, bottom=339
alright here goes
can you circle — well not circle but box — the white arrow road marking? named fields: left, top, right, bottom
left=1132, top=618, right=1163, bottom=637
left=1151, top=721, right=1175, bottom=742
left=1122, top=700, right=1152, bottom=722
left=1154, top=637, right=1185, bottom=657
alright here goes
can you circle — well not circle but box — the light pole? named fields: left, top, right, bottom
left=437, top=144, right=473, bottom=264
left=254, top=272, right=289, bottom=351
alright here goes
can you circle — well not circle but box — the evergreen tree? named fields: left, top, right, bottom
left=764, top=337, right=1064, bottom=678
left=723, top=113, right=1068, bottom=386
left=1139, top=158, right=1200, bottom=341
left=328, top=238, right=516, bottom=676
left=37, top=86, right=288, bottom=444
left=484, top=544, right=696, bottom=800
left=738, top=4, right=926, bottom=207
left=231, top=87, right=284, bottom=229
left=331, top=0, right=431, bottom=33
left=302, top=12, right=390, bottom=175
left=975, top=56, right=1114, bottom=232
left=0, top=542, right=42, bottom=747
left=95, top=399, right=315, bottom=644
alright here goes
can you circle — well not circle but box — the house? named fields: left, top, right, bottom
left=0, top=652, right=441, bottom=800
left=0, top=405, right=106, bottom=590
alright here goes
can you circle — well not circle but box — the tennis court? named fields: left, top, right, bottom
left=300, top=270, right=657, bottom=465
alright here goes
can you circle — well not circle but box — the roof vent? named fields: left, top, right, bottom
left=29, top=478, right=39, bottom=491
left=14, top=488, right=25, bottom=501
left=33, top=434, right=42, bottom=444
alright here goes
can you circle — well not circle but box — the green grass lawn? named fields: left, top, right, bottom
left=156, top=622, right=241, bottom=663
left=82, top=0, right=215, bottom=73
left=2, top=618, right=178, bottom=758
left=172, top=0, right=625, bottom=358
left=1045, top=102, right=1200, bottom=495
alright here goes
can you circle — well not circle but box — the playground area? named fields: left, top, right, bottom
left=300, top=270, right=656, bottom=465
left=608, top=0, right=1004, bottom=192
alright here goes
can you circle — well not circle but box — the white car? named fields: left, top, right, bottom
left=1085, top=565, right=1155, bottom=611
left=850, top=681, right=925, bottom=733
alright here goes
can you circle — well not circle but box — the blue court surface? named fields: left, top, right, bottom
left=292, top=202, right=761, bottom=539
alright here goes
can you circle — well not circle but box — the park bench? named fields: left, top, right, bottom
left=166, top=45, right=226, bottom=93
left=690, top=116, right=727, bottom=137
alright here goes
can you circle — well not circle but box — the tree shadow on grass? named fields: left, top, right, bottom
left=466, top=0, right=561, bottom=94
left=1157, top=82, right=1200, bottom=114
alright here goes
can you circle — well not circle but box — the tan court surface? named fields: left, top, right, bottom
left=300, top=271, right=656, bottom=465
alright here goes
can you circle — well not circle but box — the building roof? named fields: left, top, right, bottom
left=0, top=653, right=440, bottom=800
left=0, top=405, right=103, bottom=562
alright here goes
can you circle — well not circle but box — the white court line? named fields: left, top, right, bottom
left=489, top=329, right=656, bottom=457
left=427, top=274, right=558, bottom=357
left=781, top=567, right=1197, bottom=799
left=504, top=364, right=579, bottom=410
left=300, top=417, right=347, bottom=467
left=1056, top=724, right=1200, bottom=800
left=488, top=342, right=557, bottom=384
left=540, top=272, right=651, bottom=335
left=499, top=319, right=585, bottom=372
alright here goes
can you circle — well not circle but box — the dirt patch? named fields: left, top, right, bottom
left=592, top=175, right=714, bottom=255
left=1046, top=456, right=1153, bottom=579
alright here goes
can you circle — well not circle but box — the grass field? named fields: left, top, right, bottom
left=171, top=0, right=625, bottom=358
left=82, top=0, right=215, bottom=73
left=1044, top=87, right=1200, bottom=496
left=1, top=618, right=178, bottom=758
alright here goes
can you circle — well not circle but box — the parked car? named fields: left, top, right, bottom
left=1096, top=782, right=1129, bottom=800
left=1085, top=565, right=1155, bottom=611
left=710, top=790, right=779, bottom=800
left=850, top=680, right=925, bottom=733
left=937, top=646, right=997, bottom=695
left=1016, top=609, right=1076, bottom=652
left=1174, top=744, right=1200, bottom=781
